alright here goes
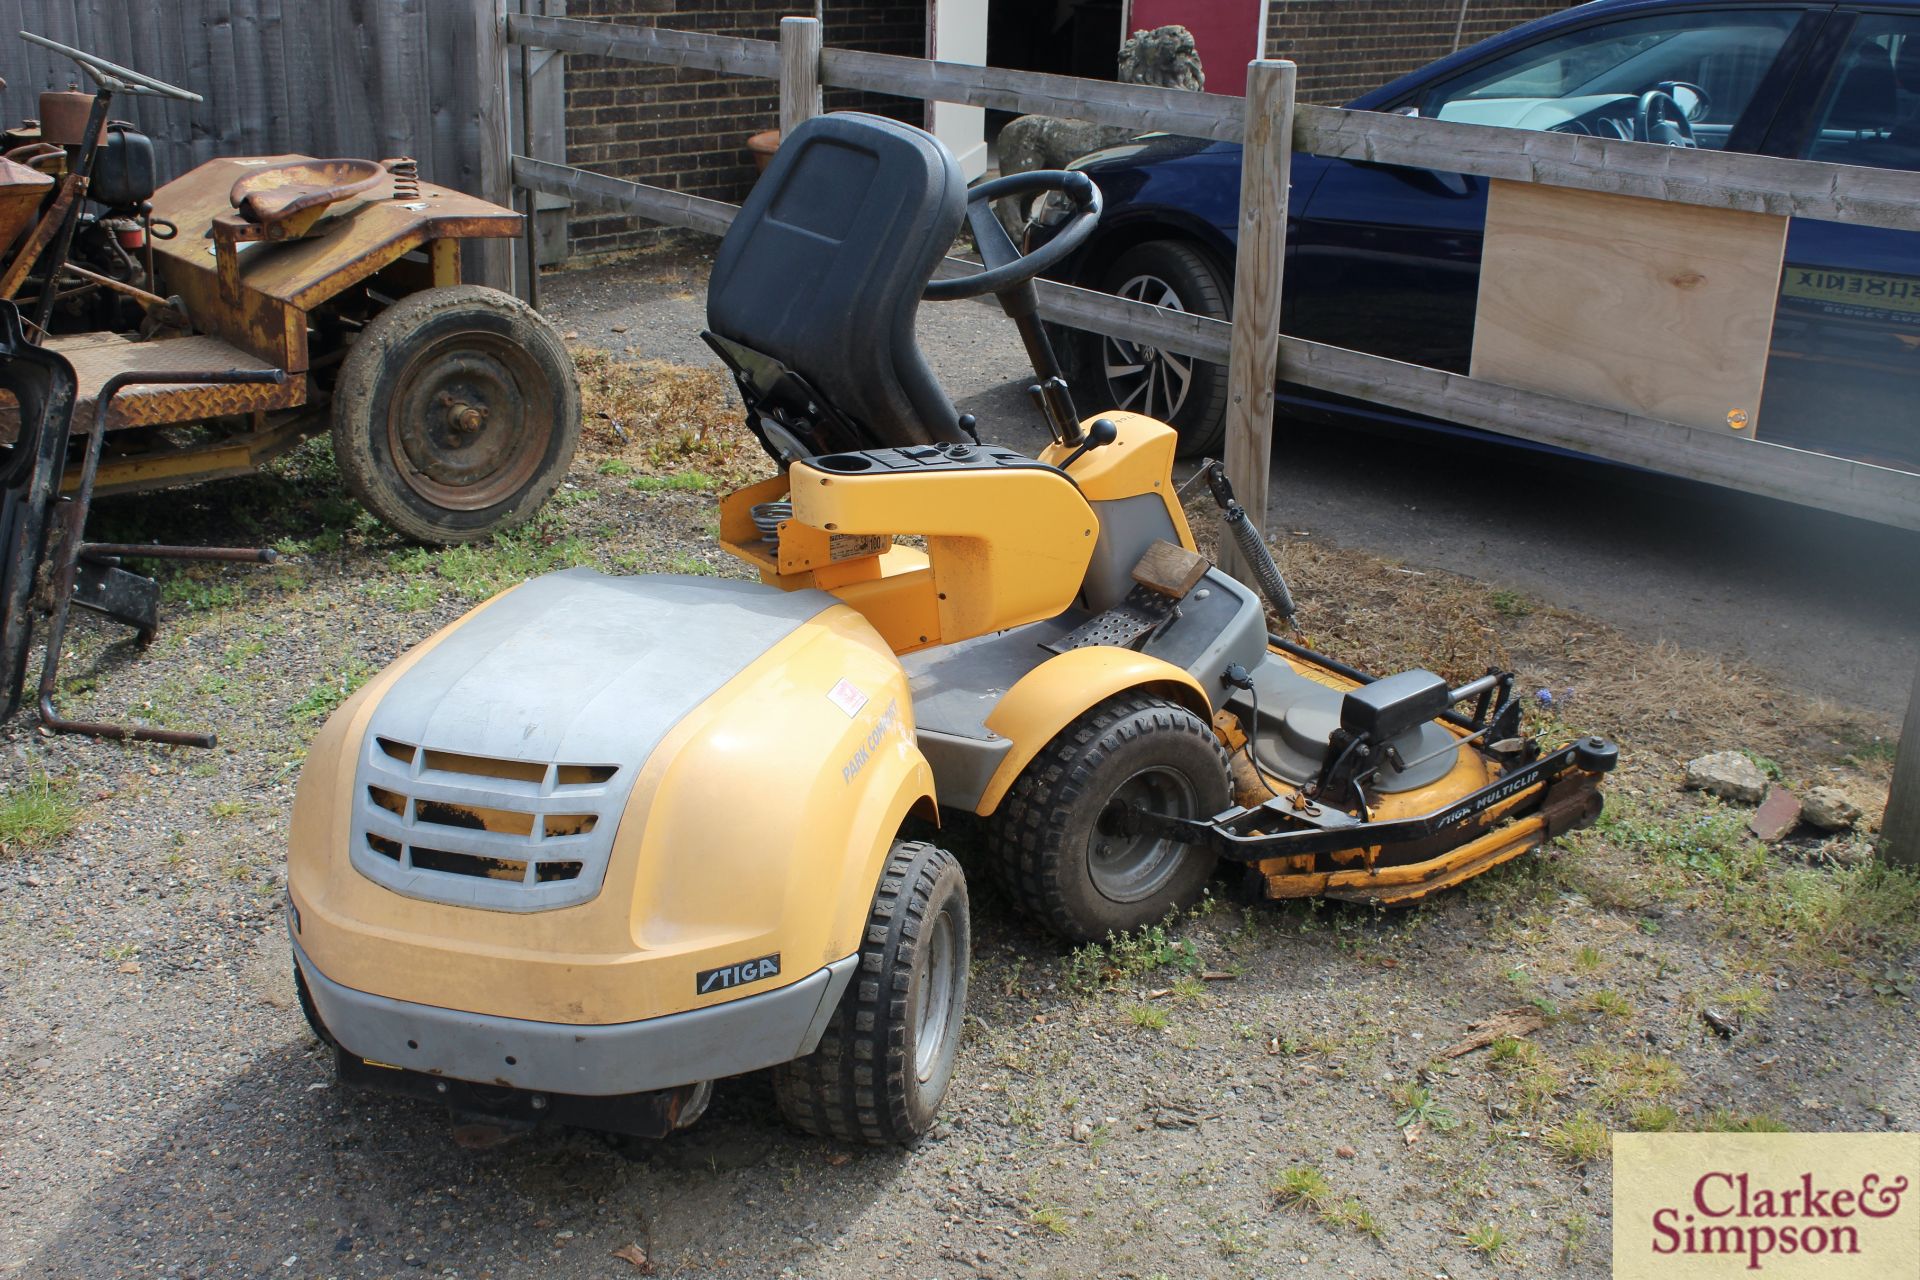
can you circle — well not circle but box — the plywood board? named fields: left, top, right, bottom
left=1471, top=180, right=1789, bottom=437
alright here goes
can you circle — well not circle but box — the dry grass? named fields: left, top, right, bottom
left=1203, top=508, right=1896, bottom=790
left=570, top=348, right=767, bottom=488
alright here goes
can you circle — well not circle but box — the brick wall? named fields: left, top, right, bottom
left=558, top=1, right=1579, bottom=260
left=563, top=1, right=922, bottom=260
left=822, top=1, right=924, bottom=118
left=1263, top=0, right=1577, bottom=105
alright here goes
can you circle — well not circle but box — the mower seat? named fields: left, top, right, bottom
left=704, top=112, right=969, bottom=458
left=228, top=158, right=386, bottom=230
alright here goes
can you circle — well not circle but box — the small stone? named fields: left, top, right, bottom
left=1684, top=751, right=1768, bottom=805
left=1748, top=787, right=1801, bottom=842
left=1802, top=786, right=1862, bottom=832
left=610, top=324, right=628, bottom=334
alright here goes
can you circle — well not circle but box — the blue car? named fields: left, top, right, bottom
left=1035, top=0, right=1920, bottom=469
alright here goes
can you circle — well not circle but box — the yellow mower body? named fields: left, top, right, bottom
left=288, top=571, right=938, bottom=1125
left=714, top=409, right=1609, bottom=905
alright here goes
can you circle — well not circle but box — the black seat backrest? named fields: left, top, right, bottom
left=705, top=113, right=970, bottom=457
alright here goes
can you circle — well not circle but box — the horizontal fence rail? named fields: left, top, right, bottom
left=819, top=45, right=1249, bottom=144
left=504, top=14, right=1920, bottom=534
left=1293, top=105, right=1920, bottom=233
left=506, top=11, right=780, bottom=79
left=514, top=156, right=739, bottom=239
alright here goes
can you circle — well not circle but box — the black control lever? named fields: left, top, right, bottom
left=1058, top=416, right=1118, bottom=469
left=1025, top=376, right=1082, bottom=445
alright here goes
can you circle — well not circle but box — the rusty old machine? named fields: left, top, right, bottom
left=0, top=32, right=580, bottom=745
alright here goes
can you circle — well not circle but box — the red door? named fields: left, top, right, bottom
left=1124, top=0, right=1263, bottom=96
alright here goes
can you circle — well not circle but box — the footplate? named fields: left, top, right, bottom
left=1043, top=583, right=1176, bottom=654
left=73, top=558, right=158, bottom=639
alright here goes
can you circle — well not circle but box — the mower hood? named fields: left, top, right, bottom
left=348, top=569, right=839, bottom=912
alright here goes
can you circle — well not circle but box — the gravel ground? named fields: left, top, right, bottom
left=2, top=246, right=1915, bottom=1279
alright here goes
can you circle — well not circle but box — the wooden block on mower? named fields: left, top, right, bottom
left=1131, top=539, right=1209, bottom=600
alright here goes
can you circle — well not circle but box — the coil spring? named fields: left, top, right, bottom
left=387, top=156, right=420, bottom=201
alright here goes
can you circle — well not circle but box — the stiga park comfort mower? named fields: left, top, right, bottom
left=288, top=114, right=1617, bottom=1145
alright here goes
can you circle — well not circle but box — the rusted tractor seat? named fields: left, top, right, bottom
left=228, top=158, right=385, bottom=236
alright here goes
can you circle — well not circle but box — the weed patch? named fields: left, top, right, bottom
left=1066, top=921, right=1202, bottom=992
left=0, top=773, right=82, bottom=853
left=629, top=471, right=717, bottom=493
left=1543, top=1111, right=1611, bottom=1163
left=390, top=512, right=593, bottom=602
left=291, top=660, right=373, bottom=723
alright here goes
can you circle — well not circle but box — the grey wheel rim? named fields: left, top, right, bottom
left=1090, top=765, right=1199, bottom=903
left=912, top=907, right=960, bottom=1084
left=1102, top=273, right=1195, bottom=421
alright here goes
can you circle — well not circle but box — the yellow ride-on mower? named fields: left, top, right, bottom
left=287, top=114, right=1616, bottom=1145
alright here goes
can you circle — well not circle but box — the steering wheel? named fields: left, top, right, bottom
left=923, top=169, right=1101, bottom=302
left=1636, top=89, right=1696, bottom=148
left=20, top=31, right=202, bottom=103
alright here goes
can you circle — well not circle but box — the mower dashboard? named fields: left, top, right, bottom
left=803, top=442, right=1064, bottom=479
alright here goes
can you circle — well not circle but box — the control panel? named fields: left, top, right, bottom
left=802, top=442, right=1058, bottom=477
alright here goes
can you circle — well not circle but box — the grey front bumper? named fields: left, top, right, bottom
left=292, top=934, right=857, bottom=1097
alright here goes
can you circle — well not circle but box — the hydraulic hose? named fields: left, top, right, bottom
left=1204, top=461, right=1297, bottom=624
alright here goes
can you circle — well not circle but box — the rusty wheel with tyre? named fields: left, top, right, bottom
left=332, top=285, right=580, bottom=544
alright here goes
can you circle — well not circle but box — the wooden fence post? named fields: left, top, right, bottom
left=472, top=0, right=515, bottom=292
left=1218, top=60, right=1294, bottom=586
left=780, top=16, right=823, bottom=138
left=1881, top=657, right=1920, bottom=867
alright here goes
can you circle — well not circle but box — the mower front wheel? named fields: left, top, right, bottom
left=332, top=285, right=581, bottom=545
left=988, top=694, right=1230, bottom=944
left=773, top=840, right=970, bottom=1146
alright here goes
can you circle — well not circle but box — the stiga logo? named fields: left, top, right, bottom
left=696, top=953, right=780, bottom=995
left=1614, top=1133, right=1918, bottom=1279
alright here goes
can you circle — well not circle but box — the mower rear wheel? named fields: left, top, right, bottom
left=773, top=840, right=970, bottom=1146
left=332, top=285, right=581, bottom=545
left=988, top=694, right=1230, bottom=944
